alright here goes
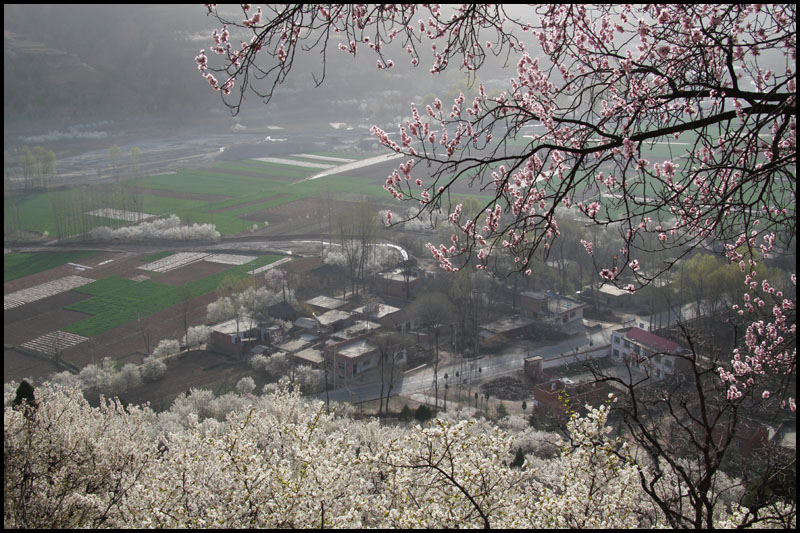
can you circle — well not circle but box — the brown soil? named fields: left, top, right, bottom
left=4, top=291, right=92, bottom=338
left=4, top=249, right=222, bottom=381
left=123, top=349, right=250, bottom=410
left=4, top=348, right=61, bottom=385
left=4, top=264, right=94, bottom=294
left=154, top=260, right=232, bottom=286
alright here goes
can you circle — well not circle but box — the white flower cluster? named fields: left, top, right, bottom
left=89, top=215, right=220, bottom=241
left=6, top=383, right=784, bottom=529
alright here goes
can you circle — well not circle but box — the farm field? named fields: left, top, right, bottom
left=4, top=248, right=286, bottom=383
left=5, top=152, right=399, bottom=240
left=4, top=251, right=98, bottom=282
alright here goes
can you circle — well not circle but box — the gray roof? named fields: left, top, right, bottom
left=305, top=295, right=347, bottom=310
left=336, top=339, right=376, bottom=359
left=293, top=347, right=324, bottom=365
left=294, top=317, right=318, bottom=330
left=316, top=309, right=352, bottom=326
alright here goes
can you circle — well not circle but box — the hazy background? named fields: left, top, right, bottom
left=4, top=4, right=515, bottom=151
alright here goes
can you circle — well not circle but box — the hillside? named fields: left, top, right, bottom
left=7, top=382, right=787, bottom=529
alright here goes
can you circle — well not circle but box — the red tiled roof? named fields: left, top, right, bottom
left=625, top=327, right=681, bottom=353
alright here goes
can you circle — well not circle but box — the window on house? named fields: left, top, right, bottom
left=614, top=337, right=620, bottom=344
left=613, top=349, right=619, bottom=358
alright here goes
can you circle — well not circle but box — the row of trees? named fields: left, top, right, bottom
left=324, top=202, right=393, bottom=297
left=89, top=214, right=221, bottom=241
left=108, top=145, right=143, bottom=180
left=6, top=183, right=148, bottom=241
left=4, top=146, right=57, bottom=191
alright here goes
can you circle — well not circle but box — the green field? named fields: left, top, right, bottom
left=4, top=251, right=98, bottom=282
left=62, top=254, right=283, bottom=337
left=4, top=153, right=392, bottom=239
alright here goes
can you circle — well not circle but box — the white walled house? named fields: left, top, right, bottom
left=610, top=327, right=685, bottom=380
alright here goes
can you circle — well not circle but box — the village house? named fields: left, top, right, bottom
left=610, top=326, right=685, bottom=380
left=520, top=291, right=548, bottom=317
left=330, top=319, right=382, bottom=343
left=533, top=376, right=611, bottom=419
left=327, top=338, right=380, bottom=383
left=372, top=267, right=422, bottom=299
left=352, top=301, right=410, bottom=331
left=208, top=319, right=262, bottom=358
left=547, top=294, right=586, bottom=325
left=292, top=346, right=325, bottom=369
left=597, top=284, right=632, bottom=308
left=315, top=309, right=354, bottom=333
left=520, top=291, right=586, bottom=326
left=305, top=295, right=349, bottom=315
left=479, top=316, right=536, bottom=345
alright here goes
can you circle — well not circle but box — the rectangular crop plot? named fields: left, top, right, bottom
left=4, top=275, right=95, bottom=310
left=248, top=256, right=293, bottom=274
left=294, top=154, right=356, bottom=163
left=21, top=330, right=89, bottom=356
left=252, top=157, right=335, bottom=169
left=138, top=252, right=210, bottom=273
left=204, top=254, right=257, bottom=265
left=86, top=208, right=157, bottom=221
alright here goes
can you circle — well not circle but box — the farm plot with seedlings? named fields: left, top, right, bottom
left=20, top=330, right=89, bottom=357
left=87, top=292, right=220, bottom=368
left=86, top=208, right=157, bottom=222
left=154, top=260, right=231, bottom=286
left=138, top=252, right=211, bottom=273
left=204, top=253, right=258, bottom=265
left=3, top=291, right=95, bottom=349
left=128, top=156, right=392, bottom=235
left=249, top=256, right=293, bottom=275
left=4, top=275, right=95, bottom=310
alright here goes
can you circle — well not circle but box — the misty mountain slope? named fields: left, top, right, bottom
left=3, top=4, right=217, bottom=125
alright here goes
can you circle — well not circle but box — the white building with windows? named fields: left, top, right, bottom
left=610, top=327, right=684, bottom=380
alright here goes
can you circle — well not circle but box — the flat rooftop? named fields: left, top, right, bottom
left=305, top=295, right=347, bottom=310
left=336, top=339, right=376, bottom=359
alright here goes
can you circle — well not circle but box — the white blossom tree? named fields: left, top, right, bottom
left=89, top=214, right=220, bottom=241
left=9, top=382, right=796, bottom=528
left=153, top=339, right=180, bottom=358
left=183, top=324, right=212, bottom=348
